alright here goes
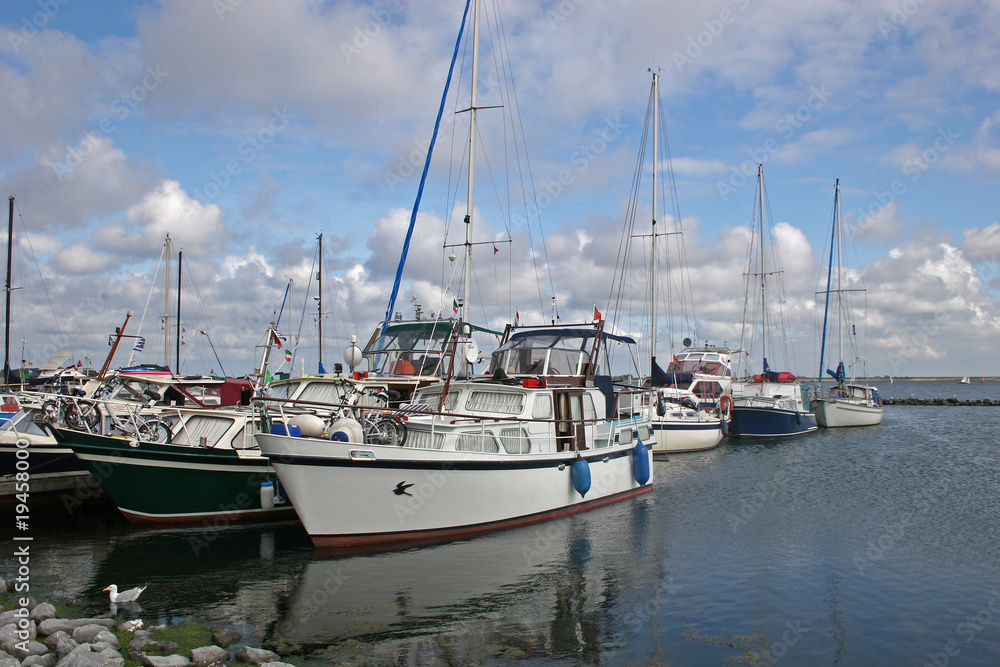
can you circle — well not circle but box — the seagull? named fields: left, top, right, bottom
left=104, top=583, right=147, bottom=603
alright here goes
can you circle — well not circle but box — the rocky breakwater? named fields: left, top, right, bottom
left=0, top=581, right=297, bottom=667
left=882, top=397, right=998, bottom=406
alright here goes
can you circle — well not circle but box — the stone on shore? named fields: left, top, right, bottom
left=3, top=638, right=48, bottom=660
left=0, top=649, right=19, bottom=667
left=54, top=643, right=124, bottom=667
left=71, top=625, right=113, bottom=645
left=190, top=645, right=229, bottom=665
left=138, top=654, right=193, bottom=667
left=38, top=619, right=115, bottom=637
left=234, top=646, right=281, bottom=664
left=24, top=652, right=57, bottom=667
left=30, top=604, right=58, bottom=623
left=210, top=628, right=241, bottom=648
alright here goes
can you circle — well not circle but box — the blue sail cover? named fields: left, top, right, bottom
left=650, top=357, right=693, bottom=388
left=826, top=361, right=846, bottom=382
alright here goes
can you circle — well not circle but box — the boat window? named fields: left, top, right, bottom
left=583, top=394, right=596, bottom=420
left=499, top=427, right=530, bottom=454
left=456, top=431, right=499, bottom=453
left=638, top=425, right=652, bottom=441
left=1, top=414, right=46, bottom=436
left=269, top=381, right=302, bottom=400
left=298, top=382, right=349, bottom=404
left=618, top=428, right=634, bottom=445
left=171, top=415, right=234, bottom=446
left=466, top=390, right=524, bottom=414
left=414, top=388, right=459, bottom=411
left=231, top=419, right=261, bottom=450
left=693, top=381, right=724, bottom=399
left=401, top=429, right=444, bottom=450
left=532, top=394, right=553, bottom=419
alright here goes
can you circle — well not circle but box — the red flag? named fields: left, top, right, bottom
left=493, top=244, right=499, bottom=254
left=672, top=355, right=679, bottom=363
left=594, top=306, right=602, bottom=321
left=514, top=310, right=520, bottom=327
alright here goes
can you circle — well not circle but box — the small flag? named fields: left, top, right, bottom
left=593, top=306, right=602, bottom=321
left=272, top=331, right=285, bottom=347
left=672, top=354, right=679, bottom=363
left=108, top=335, right=114, bottom=346
left=264, top=369, right=273, bottom=383
left=514, top=310, right=520, bottom=327
left=76, top=360, right=82, bottom=368
left=493, top=244, right=499, bottom=254
left=133, top=337, right=146, bottom=352
left=284, top=348, right=292, bottom=362
left=453, top=299, right=459, bottom=314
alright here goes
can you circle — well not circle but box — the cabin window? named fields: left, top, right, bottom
left=499, top=427, right=530, bottom=454
left=466, top=390, right=524, bottom=414
left=618, top=428, right=635, bottom=445
left=402, top=430, right=444, bottom=450
left=583, top=394, right=597, bottom=421
left=414, top=389, right=460, bottom=411
left=231, top=419, right=261, bottom=450
left=297, top=382, right=349, bottom=404
left=637, top=425, right=652, bottom=442
left=171, top=415, right=234, bottom=446
left=532, top=394, right=553, bottom=419
left=457, top=431, right=499, bottom=453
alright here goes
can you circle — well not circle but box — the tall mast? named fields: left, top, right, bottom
left=163, top=233, right=171, bottom=368
left=461, top=0, right=481, bottom=325
left=818, top=180, right=838, bottom=381
left=176, top=249, right=182, bottom=374
left=757, top=165, right=766, bottom=372
left=317, top=233, right=324, bottom=373
left=834, top=179, right=844, bottom=371
left=4, top=196, right=13, bottom=384
left=650, top=72, right=660, bottom=360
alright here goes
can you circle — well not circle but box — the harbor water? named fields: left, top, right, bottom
left=5, top=380, right=1000, bottom=665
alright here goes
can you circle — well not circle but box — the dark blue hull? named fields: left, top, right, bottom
left=729, top=405, right=817, bottom=438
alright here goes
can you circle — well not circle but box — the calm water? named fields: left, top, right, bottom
left=6, top=400, right=1000, bottom=665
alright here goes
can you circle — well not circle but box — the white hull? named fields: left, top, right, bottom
left=810, top=398, right=883, bottom=428
left=256, top=433, right=652, bottom=548
left=649, top=417, right=722, bottom=453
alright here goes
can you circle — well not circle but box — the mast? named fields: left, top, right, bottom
left=817, top=180, right=838, bottom=382
left=317, top=233, right=323, bottom=373
left=4, top=196, right=13, bottom=385
left=835, top=179, right=844, bottom=373
left=650, top=72, right=659, bottom=363
left=176, top=249, right=182, bottom=374
left=757, top=165, right=766, bottom=373
left=163, top=233, right=171, bottom=368
left=461, top=0, right=481, bottom=326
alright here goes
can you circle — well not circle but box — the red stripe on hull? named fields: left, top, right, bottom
left=309, top=485, right=652, bottom=552
left=118, top=505, right=297, bottom=525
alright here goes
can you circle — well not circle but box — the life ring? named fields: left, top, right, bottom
left=718, top=394, right=734, bottom=418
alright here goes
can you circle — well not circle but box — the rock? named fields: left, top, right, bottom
left=44, top=630, right=72, bottom=651
left=234, top=646, right=281, bottom=664
left=4, top=638, right=48, bottom=660
left=129, top=630, right=154, bottom=650
left=24, top=652, right=58, bottom=667
left=0, top=649, right=18, bottom=667
left=0, top=611, right=21, bottom=627
left=148, top=641, right=181, bottom=654
left=38, top=619, right=115, bottom=637
left=30, top=604, right=58, bottom=623
left=56, top=644, right=124, bottom=667
left=0, top=579, right=8, bottom=594
left=55, top=635, right=80, bottom=659
left=138, top=655, right=194, bottom=667
left=94, top=632, right=120, bottom=650
left=72, top=624, right=113, bottom=644
left=260, top=663, right=297, bottom=667
left=0, top=623, right=17, bottom=644
left=210, top=629, right=241, bottom=649
left=190, top=645, right=229, bottom=665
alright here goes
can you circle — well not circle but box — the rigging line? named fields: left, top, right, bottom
left=295, top=249, right=317, bottom=361
left=12, top=201, right=63, bottom=341
left=384, top=0, right=472, bottom=326
left=493, top=3, right=555, bottom=313
left=127, top=240, right=167, bottom=367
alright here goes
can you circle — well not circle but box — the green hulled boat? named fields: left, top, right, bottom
left=50, top=407, right=294, bottom=524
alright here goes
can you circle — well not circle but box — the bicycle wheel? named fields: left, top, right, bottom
left=367, top=415, right=406, bottom=446
left=137, top=418, right=171, bottom=443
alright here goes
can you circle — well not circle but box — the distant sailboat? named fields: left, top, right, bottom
left=959, top=376, right=971, bottom=384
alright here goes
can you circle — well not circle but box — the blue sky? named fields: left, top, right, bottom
left=0, top=0, right=997, bottom=379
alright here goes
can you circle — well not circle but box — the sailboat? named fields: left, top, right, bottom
left=810, top=180, right=883, bottom=427
left=254, top=0, right=654, bottom=550
left=728, top=166, right=817, bottom=438
left=959, top=376, right=971, bottom=384
left=638, top=72, right=723, bottom=453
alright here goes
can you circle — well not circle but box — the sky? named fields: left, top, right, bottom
left=0, top=0, right=997, bottom=379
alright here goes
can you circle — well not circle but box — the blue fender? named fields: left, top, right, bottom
left=632, top=440, right=650, bottom=486
left=571, top=458, right=591, bottom=498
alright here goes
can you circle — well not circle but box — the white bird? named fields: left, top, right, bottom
left=104, top=583, right=147, bottom=603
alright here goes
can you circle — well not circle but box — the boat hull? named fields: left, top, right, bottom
left=810, top=398, right=883, bottom=428
left=729, top=405, right=817, bottom=438
left=255, top=433, right=653, bottom=549
left=50, top=428, right=294, bottom=524
left=650, top=419, right=723, bottom=453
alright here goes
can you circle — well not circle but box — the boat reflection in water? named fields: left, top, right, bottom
left=267, top=497, right=662, bottom=665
